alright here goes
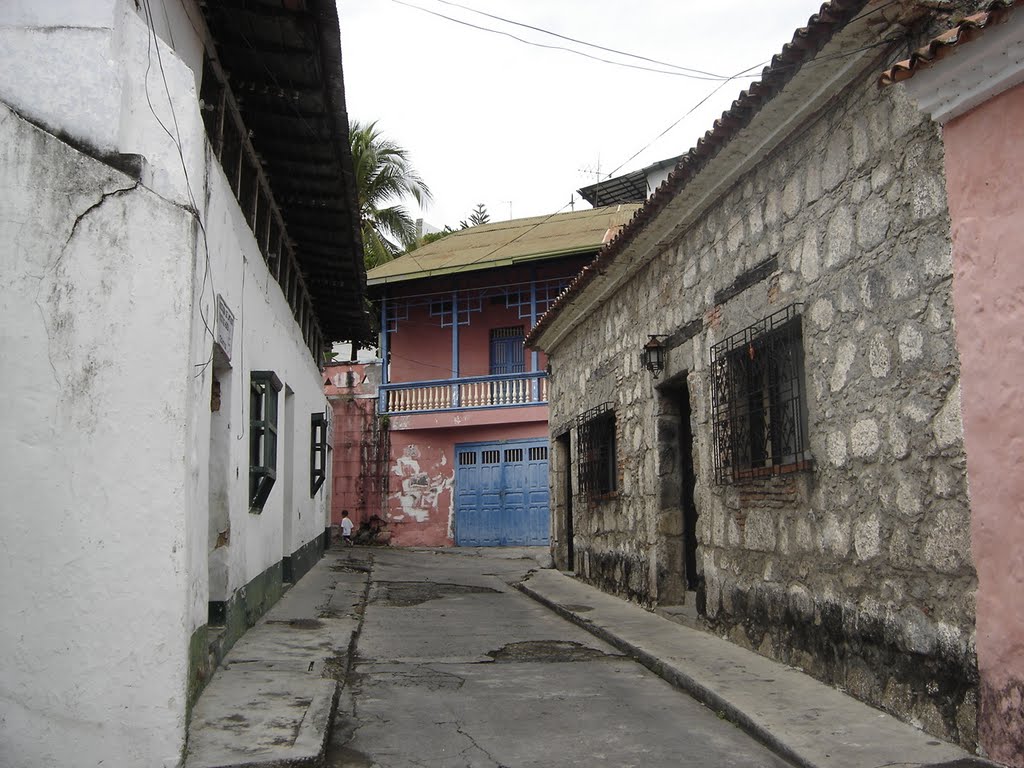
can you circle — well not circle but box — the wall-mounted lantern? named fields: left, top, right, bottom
left=641, top=335, right=668, bottom=378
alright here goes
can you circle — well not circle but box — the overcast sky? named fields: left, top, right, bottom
left=336, top=0, right=827, bottom=230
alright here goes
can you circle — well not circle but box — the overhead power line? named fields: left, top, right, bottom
left=390, top=0, right=746, bottom=81
left=430, top=0, right=727, bottom=79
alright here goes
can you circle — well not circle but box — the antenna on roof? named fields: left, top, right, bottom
left=579, top=154, right=603, bottom=207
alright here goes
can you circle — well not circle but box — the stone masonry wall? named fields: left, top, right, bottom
left=547, top=68, right=978, bottom=748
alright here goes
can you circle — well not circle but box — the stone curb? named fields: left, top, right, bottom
left=516, top=574, right=1002, bottom=768
left=517, top=577, right=825, bottom=768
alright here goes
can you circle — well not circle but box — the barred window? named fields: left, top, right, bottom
left=249, top=371, right=282, bottom=510
left=577, top=403, right=617, bottom=498
left=710, top=304, right=811, bottom=484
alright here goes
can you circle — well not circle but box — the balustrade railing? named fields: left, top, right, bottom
left=379, top=372, right=548, bottom=414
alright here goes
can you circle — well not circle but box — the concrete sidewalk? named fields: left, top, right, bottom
left=183, top=549, right=996, bottom=768
left=184, top=547, right=372, bottom=768
left=518, top=568, right=994, bottom=768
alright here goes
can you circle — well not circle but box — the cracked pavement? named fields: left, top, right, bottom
left=325, top=548, right=793, bottom=767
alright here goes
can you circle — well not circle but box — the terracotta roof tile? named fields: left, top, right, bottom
left=526, top=0, right=871, bottom=348
left=879, top=0, right=1020, bottom=86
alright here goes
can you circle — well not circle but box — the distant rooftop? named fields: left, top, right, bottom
left=366, top=204, right=640, bottom=286
left=577, top=155, right=684, bottom=207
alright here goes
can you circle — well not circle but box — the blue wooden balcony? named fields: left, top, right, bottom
left=379, top=372, right=548, bottom=414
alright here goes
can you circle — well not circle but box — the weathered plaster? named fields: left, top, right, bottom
left=942, top=81, right=1024, bottom=767
left=0, top=1, right=335, bottom=764
left=1, top=100, right=196, bottom=768
left=394, top=445, right=453, bottom=524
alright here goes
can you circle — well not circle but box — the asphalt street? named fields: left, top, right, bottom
left=325, top=547, right=793, bottom=768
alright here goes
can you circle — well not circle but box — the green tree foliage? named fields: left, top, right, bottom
left=404, top=204, right=495, bottom=254
left=349, top=120, right=432, bottom=269
left=465, top=203, right=490, bottom=227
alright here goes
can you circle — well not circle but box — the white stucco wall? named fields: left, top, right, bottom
left=0, top=100, right=197, bottom=768
left=1, top=1, right=333, bottom=765
left=0, top=0, right=202, bottom=208
left=200, top=153, right=333, bottom=606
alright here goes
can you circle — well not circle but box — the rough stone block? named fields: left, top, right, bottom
left=871, top=161, right=895, bottom=192
left=800, top=229, right=819, bottom=281
left=827, top=431, right=848, bottom=467
left=869, top=333, right=891, bottom=378
left=924, top=506, right=970, bottom=573
left=744, top=509, right=776, bottom=552
left=851, top=178, right=871, bottom=205
left=855, top=197, right=889, bottom=250
left=860, top=269, right=884, bottom=310
left=889, top=526, right=912, bottom=569
left=805, top=157, right=822, bottom=203
left=810, top=297, right=833, bottom=330
left=851, top=116, right=870, bottom=168
left=911, top=174, right=946, bottom=222
left=899, top=605, right=938, bottom=655
left=829, top=339, right=856, bottom=392
left=782, top=174, right=804, bottom=219
left=884, top=417, right=909, bottom=460
left=795, top=517, right=815, bottom=552
left=896, top=479, right=923, bottom=519
left=889, top=87, right=926, bottom=139
left=822, top=128, right=849, bottom=191
left=821, top=512, right=851, bottom=557
left=850, top=419, right=880, bottom=458
left=824, top=205, right=854, bottom=268
left=933, top=382, right=962, bottom=450
left=853, top=512, right=880, bottom=560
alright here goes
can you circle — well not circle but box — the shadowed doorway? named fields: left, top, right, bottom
left=657, top=374, right=701, bottom=607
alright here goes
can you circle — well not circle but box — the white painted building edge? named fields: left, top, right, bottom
left=901, top=8, right=1024, bottom=124
left=0, top=100, right=197, bottom=768
left=0, top=1, right=334, bottom=765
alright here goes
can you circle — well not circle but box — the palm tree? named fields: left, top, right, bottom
left=349, top=120, right=432, bottom=269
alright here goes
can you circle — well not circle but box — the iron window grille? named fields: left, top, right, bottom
left=577, top=403, right=617, bottom=498
left=710, top=304, right=811, bottom=484
left=249, top=371, right=282, bottom=511
left=310, top=411, right=329, bottom=497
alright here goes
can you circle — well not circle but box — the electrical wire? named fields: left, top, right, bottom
left=605, top=59, right=767, bottom=179
left=391, top=0, right=744, bottom=81
left=140, top=0, right=218, bottom=377
left=571, top=36, right=909, bottom=339
left=429, top=0, right=728, bottom=78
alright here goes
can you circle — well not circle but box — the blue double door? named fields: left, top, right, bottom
left=455, top=439, right=550, bottom=546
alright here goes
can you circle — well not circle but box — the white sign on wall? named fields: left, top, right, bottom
left=215, top=294, right=234, bottom=360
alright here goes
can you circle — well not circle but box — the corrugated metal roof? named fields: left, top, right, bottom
left=879, top=0, right=1020, bottom=86
left=366, top=204, right=640, bottom=286
left=577, top=155, right=684, bottom=207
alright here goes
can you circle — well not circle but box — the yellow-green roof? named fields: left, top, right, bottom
left=366, top=204, right=640, bottom=286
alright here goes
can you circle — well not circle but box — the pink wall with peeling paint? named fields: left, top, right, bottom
left=325, top=361, right=385, bottom=530
left=387, top=420, right=548, bottom=547
left=942, top=81, right=1024, bottom=766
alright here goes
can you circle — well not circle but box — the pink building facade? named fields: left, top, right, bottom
left=325, top=360, right=387, bottom=534
left=885, top=5, right=1024, bottom=763
left=363, top=206, right=637, bottom=547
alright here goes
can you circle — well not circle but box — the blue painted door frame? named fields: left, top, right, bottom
left=455, top=438, right=549, bottom=546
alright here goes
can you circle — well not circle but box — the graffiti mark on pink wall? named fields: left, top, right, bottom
left=392, top=445, right=453, bottom=523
